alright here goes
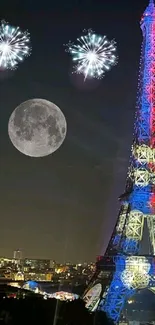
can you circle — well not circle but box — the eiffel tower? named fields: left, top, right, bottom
left=83, top=1, right=155, bottom=323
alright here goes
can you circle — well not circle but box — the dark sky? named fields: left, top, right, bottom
left=0, top=0, right=149, bottom=262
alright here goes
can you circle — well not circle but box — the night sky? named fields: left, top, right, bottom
left=0, top=0, right=149, bottom=262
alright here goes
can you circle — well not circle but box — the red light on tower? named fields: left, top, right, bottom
left=150, top=194, right=155, bottom=213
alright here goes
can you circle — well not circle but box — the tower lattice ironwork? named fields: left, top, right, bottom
left=83, top=1, right=155, bottom=323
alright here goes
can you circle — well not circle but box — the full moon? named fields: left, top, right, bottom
left=8, top=99, right=67, bottom=157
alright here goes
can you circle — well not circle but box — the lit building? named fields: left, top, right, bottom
left=23, top=258, right=50, bottom=272
left=24, top=272, right=52, bottom=282
left=13, top=249, right=22, bottom=260
left=14, top=272, right=24, bottom=281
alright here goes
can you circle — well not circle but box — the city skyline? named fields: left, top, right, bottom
left=0, top=0, right=148, bottom=262
left=1, top=250, right=94, bottom=264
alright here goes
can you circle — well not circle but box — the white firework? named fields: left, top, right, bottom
left=65, top=29, right=117, bottom=80
left=0, top=20, right=31, bottom=70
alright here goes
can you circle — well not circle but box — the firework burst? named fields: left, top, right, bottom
left=65, top=29, right=117, bottom=80
left=0, top=20, right=31, bottom=70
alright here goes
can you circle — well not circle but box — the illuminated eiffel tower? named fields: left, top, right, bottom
left=83, top=1, right=155, bottom=323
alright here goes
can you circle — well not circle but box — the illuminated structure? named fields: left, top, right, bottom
left=83, top=1, right=155, bottom=322
left=13, top=249, right=22, bottom=261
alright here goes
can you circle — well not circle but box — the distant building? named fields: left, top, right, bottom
left=14, top=271, right=24, bottom=281
left=50, top=260, right=56, bottom=269
left=24, top=272, right=52, bottom=282
left=23, top=258, right=50, bottom=272
left=13, top=250, right=22, bottom=261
